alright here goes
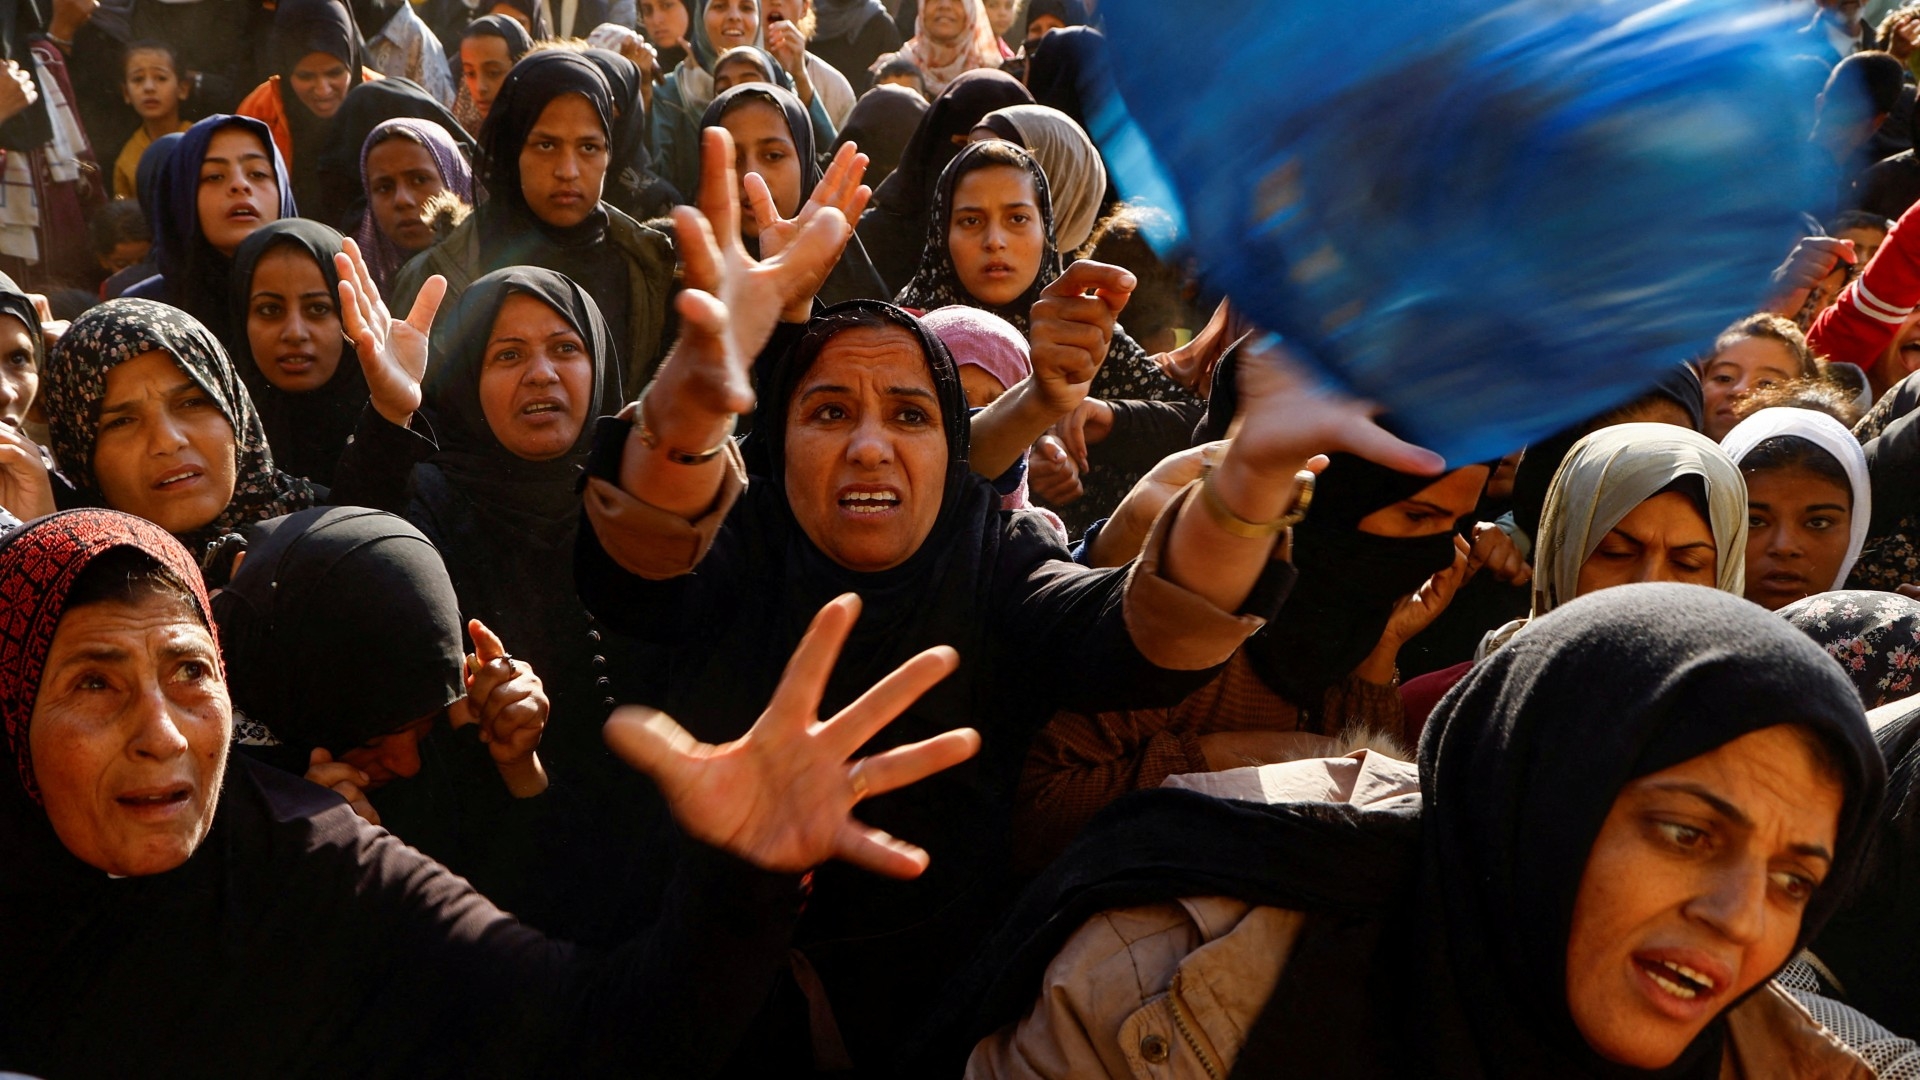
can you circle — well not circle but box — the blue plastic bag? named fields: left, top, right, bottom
left=1091, top=0, right=1828, bottom=462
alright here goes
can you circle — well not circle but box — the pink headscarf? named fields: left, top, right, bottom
left=920, top=304, right=1031, bottom=392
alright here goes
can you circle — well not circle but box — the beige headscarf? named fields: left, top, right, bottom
left=980, top=103, right=1106, bottom=252
left=1478, top=423, right=1748, bottom=657
left=900, top=0, right=1004, bottom=98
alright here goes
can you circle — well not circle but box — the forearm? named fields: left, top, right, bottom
left=968, top=378, right=1063, bottom=478
left=1160, top=448, right=1303, bottom=614
left=1809, top=199, right=1920, bottom=367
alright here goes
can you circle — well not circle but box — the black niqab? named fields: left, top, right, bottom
left=830, top=82, right=926, bottom=189
left=226, top=219, right=370, bottom=486
left=214, top=506, right=464, bottom=754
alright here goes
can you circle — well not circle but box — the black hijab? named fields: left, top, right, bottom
left=214, top=506, right=464, bottom=755
left=0, top=270, right=39, bottom=372
left=1021, top=24, right=1102, bottom=129
left=476, top=52, right=633, bottom=370
left=225, top=219, right=371, bottom=487
left=420, top=265, right=622, bottom=545
left=485, top=0, right=548, bottom=41
left=312, top=76, right=476, bottom=231
left=1242, top=452, right=1467, bottom=713
left=858, top=68, right=1033, bottom=292
left=134, top=114, right=300, bottom=345
left=919, top=583, right=1886, bottom=1078
left=583, top=47, right=681, bottom=221
left=831, top=83, right=927, bottom=190
left=466, top=11, right=534, bottom=58
left=272, top=0, right=367, bottom=210
left=896, top=138, right=1057, bottom=331
left=701, top=84, right=888, bottom=306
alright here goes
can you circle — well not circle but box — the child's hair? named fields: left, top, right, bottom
left=1730, top=377, right=1865, bottom=429
left=89, top=199, right=152, bottom=257
left=1829, top=209, right=1893, bottom=236
left=871, top=53, right=927, bottom=97
left=122, top=39, right=183, bottom=78
left=1709, top=313, right=1823, bottom=379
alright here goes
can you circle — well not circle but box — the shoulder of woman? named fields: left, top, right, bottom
left=1722, top=982, right=1878, bottom=1080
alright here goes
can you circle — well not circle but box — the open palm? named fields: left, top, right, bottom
left=604, top=594, right=981, bottom=879
left=335, top=236, right=446, bottom=427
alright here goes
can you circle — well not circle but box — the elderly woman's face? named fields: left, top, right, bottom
left=922, top=0, right=967, bottom=44
left=1576, top=491, right=1717, bottom=597
left=478, top=293, right=594, bottom=462
left=93, top=350, right=240, bottom=536
left=1565, top=724, right=1843, bottom=1068
left=29, top=586, right=229, bottom=876
left=785, top=324, right=948, bottom=572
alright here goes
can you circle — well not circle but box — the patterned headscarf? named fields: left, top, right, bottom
left=896, top=139, right=1057, bottom=335
left=0, top=510, right=214, bottom=804
left=1782, top=589, right=1920, bottom=710
left=43, top=299, right=320, bottom=560
left=353, top=118, right=474, bottom=298
left=898, top=0, right=1003, bottom=98
left=974, top=104, right=1106, bottom=253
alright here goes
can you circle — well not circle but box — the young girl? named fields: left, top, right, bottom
left=1721, top=407, right=1871, bottom=611
left=1698, top=313, right=1822, bottom=441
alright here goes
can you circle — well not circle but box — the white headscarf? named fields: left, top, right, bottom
left=980, top=103, right=1106, bottom=253
left=1478, top=423, right=1748, bottom=658
left=900, top=0, right=1002, bottom=98
left=1721, top=406, right=1872, bottom=591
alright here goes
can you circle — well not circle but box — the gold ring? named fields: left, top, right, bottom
left=848, top=762, right=871, bottom=801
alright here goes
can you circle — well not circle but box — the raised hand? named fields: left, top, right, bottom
left=447, top=618, right=550, bottom=797
left=307, top=748, right=381, bottom=826
left=1763, top=236, right=1855, bottom=319
left=603, top=594, right=981, bottom=879
left=1468, top=521, right=1532, bottom=586
left=0, top=424, right=54, bottom=521
left=745, top=140, right=871, bottom=320
left=763, top=18, right=812, bottom=103
left=1030, top=260, right=1133, bottom=413
left=335, top=237, right=446, bottom=428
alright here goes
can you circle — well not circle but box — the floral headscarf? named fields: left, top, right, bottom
left=899, top=0, right=1003, bottom=98
left=43, top=300, right=320, bottom=561
left=1782, top=589, right=1920, bottom=710
left=0, top=510, right=214, bottom=804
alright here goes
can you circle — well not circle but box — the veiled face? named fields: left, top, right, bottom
left=1565, top=725, right=1843, bottom=1068
left=461, top=35, right=513, bottom=119
left=1575, top=492, right=1718, bottom=597
left=196, top=128, right=280, bottom=258
left=30, top=589, right=230, bottom=877
left=477, top=292, right=595, bottom=462
left=365, top=137, right=448, bottom=255
left=245, top=245, right=346, bottom=394
left=783, top=325, right=949, bottom=572
left=92, top=351, right=240, bottom=536
left=517, top=94, right=610, bottom=229
left=641, top=0, right=690, bottom=48
left=289, top=51, right=351, bottom=119
left=722, top=99, right=802, bottom=239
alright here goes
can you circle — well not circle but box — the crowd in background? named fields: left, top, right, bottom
left=13, top=0, right=1920, bottom=1077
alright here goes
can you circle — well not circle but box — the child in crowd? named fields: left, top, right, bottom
left=112, top=41, right=192, bottom=201
left=88, top=200, right=151, bottom=288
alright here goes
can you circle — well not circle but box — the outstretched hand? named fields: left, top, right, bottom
left=336, top=237, right=446, bottom=428
left=1229, top=334, right=1443, bottom=484
left=604, top=593, right=980, bottom=879
left=745, top=139, right=871, bottom=321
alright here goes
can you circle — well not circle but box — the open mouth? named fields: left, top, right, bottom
left=152, top=466, right=203, bottom=491
left=116, top=784, right=191, bottom=815
left=228, top=205, right=260, bottom=223
left=839, top=489, right=900, bottom=515
left=274, top=354, right=316, bottom=374
left=520, top=399, right=567, bottom=421
left=1636, top=957, right=1718, bottom=1002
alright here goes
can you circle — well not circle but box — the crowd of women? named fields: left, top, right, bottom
left=13, top=0, right=1920, bottom=1076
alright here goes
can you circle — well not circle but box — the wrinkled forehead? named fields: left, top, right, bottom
left=803, top=323, right=937, bottom=389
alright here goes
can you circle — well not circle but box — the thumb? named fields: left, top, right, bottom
left=309, top=746, right=332, bottom=767
left=603, top=705, right=701, bottom=786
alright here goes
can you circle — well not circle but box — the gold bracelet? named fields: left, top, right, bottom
left=1198, top=466, right=1316, bottom=539
left=634, top=390, right=736, bottom=466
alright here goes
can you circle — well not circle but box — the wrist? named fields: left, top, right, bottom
left=496, top=752, right=548, bottom=798
left=635, top=388, right=736, bottom=465
left=1210, top=448, right=1311, bottom=526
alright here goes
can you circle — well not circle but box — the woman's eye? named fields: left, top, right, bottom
left=1807, top=515, right=1837, bottom=530
left=170, top=659, right=212, bottom=683
left=897, top=407, right=929, bottom=425
left=1757, top=379, right=1779, bottom=390
left=490, top=348, right=519, bottom=364
left=4, top=350, right=31, bottom=369
left=1749, top=514, right=1766, bottom=528
left=200, top=172, right=224, bottom=185
left=813, top=403, right=847, bottom=421
left=254, top=303, right=282, bottom=319
left=76, top=672, right=110, bottom=691
left=1010, top=212, right=1030, bottom=225
left=1656, top=820, right=1708, bottom=850
left=1770, top=870, right=1817, bottom=904
left=99, top=415, right=133, bottom=432
left=307, top=303, right=335, bottom=320
left=1708, top=373, right=1733, bottom=385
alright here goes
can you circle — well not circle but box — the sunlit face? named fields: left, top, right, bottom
left=486, top=1, right=532, bottom=32
left=705, top=0, right=759, bottom=52
left=722, top=99, right=801, bottom=240
left=1743, top=465, right=1853, bottom=611
left=948, top=164, right=1046, bottom=308
left=1874, top=312, right=1920, bottom=397
left=712, top=54, right=771, bottom=93
left=365, top=136, right=448, bottom=255
left=337, top=713, right=435, bottom=789
left=461, top=35, right=513, bottom=119
left=1702, top=337, right=1800, bottom=442
left=1565, top=725, right=1842, bottom=1068
left=517, top=93, right=609, bottom=229
left=195, top=127, right=279, bottom=257
left=0, top=313, right=37, bottom=428
left=640, top=0, right=690, bottom=48
left=245, top=245, right=345, bottom=394
left=1575, top=491, right=1718, bottom=597
left=288, top=51, right=351, bottom=120
left=921, top=0, right=966, bottom=45
left=477, top=292, right=595, bottom=461
left=92, top=351, right=239, bottom=535
left=1354, top=466, right=1489, bottom=538
left=123, top=48, right=188, bottom=122
left=784, top=324, right=948, bottom=572
left=30, top=590, right=229, bottom=877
